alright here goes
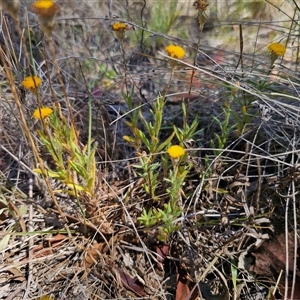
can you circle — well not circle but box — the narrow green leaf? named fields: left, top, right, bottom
left=0, top=234, right=10, bottom=251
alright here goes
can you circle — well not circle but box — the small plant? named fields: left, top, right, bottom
left=211, top=105, right=236, bottom=155
left=173, top=101, right=202, bottom=143
left=137, top=144, right=190, bottom=242
left=1, top=0, right=299, bottom=298
left=33, top=105, right=97, bottom=198
left=123, top=94, right=175, bottom=157
left=223, top=82, right=253, bottom=137
left=111, top=21, right=130, bottom=90
left=0, top=191, right=27, bottom=251
left=29, top=0, right=61, bottom=37
left=125, top=93, right=195, bottom=241
left=130, top=1, right=184, bottom=51
left=133, top=154, right=160, bottom=201
left=165, top=144, right=189, bottom=209
left=124, top=93, right=174, bottom=202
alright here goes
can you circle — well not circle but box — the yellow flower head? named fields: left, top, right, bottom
left=30, top=0, right=60, bottom=16
left=22, top=76, right=42, bottom=90
left=165, top=45, right=185, bottom=59
left=268, top=43, right=286, bottom=57
left=167, top=145, right=185, bottom=159
left=29, top=0, right=60, bottom=36
left=33, top=107, right=53, bottom=120
left=112, top=22, right=128, bottom=43
left=112, top=22, right=128, bottom=32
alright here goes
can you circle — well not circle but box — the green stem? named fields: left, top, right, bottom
left=87, top=96, right=92, bottom=156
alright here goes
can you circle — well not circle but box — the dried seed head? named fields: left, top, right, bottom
left=193, top=0, right=209, bottom=12
left=193, top=0, right=209, bottom=31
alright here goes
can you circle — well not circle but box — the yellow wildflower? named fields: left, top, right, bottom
left=167, top=145, right=185, bottom=159
left=268, top=43, right=286, bottom=57
left=33, top=107, right=53, bottom=120
left=30, top=0, right=60, bottom=15
left=112, top=22, right=128, bottom=32
left=112, top=22, right=128, bottom=42
left=22, top=76, right=42, bottom=90
left=165, top=45, right=185, bottom=59
left=31, top=0, right=55, bottom=10
left=29, top=0, right=60, bottom=36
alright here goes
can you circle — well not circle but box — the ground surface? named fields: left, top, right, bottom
left=0, top=1, right=300, bottom=300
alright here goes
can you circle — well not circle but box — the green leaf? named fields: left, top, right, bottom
left=137, top=129, right=151, bottom=149
left=32, top=168, right=65, bottom=179
left=156, top=131, right=175, bottom=153
left=0, top=234, right=10, bottom=251
left=19, top=205, right=27, bottom=216
left=212, top=116, right=223, bottom=128
left=231, top=258, right=238, bottom=290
